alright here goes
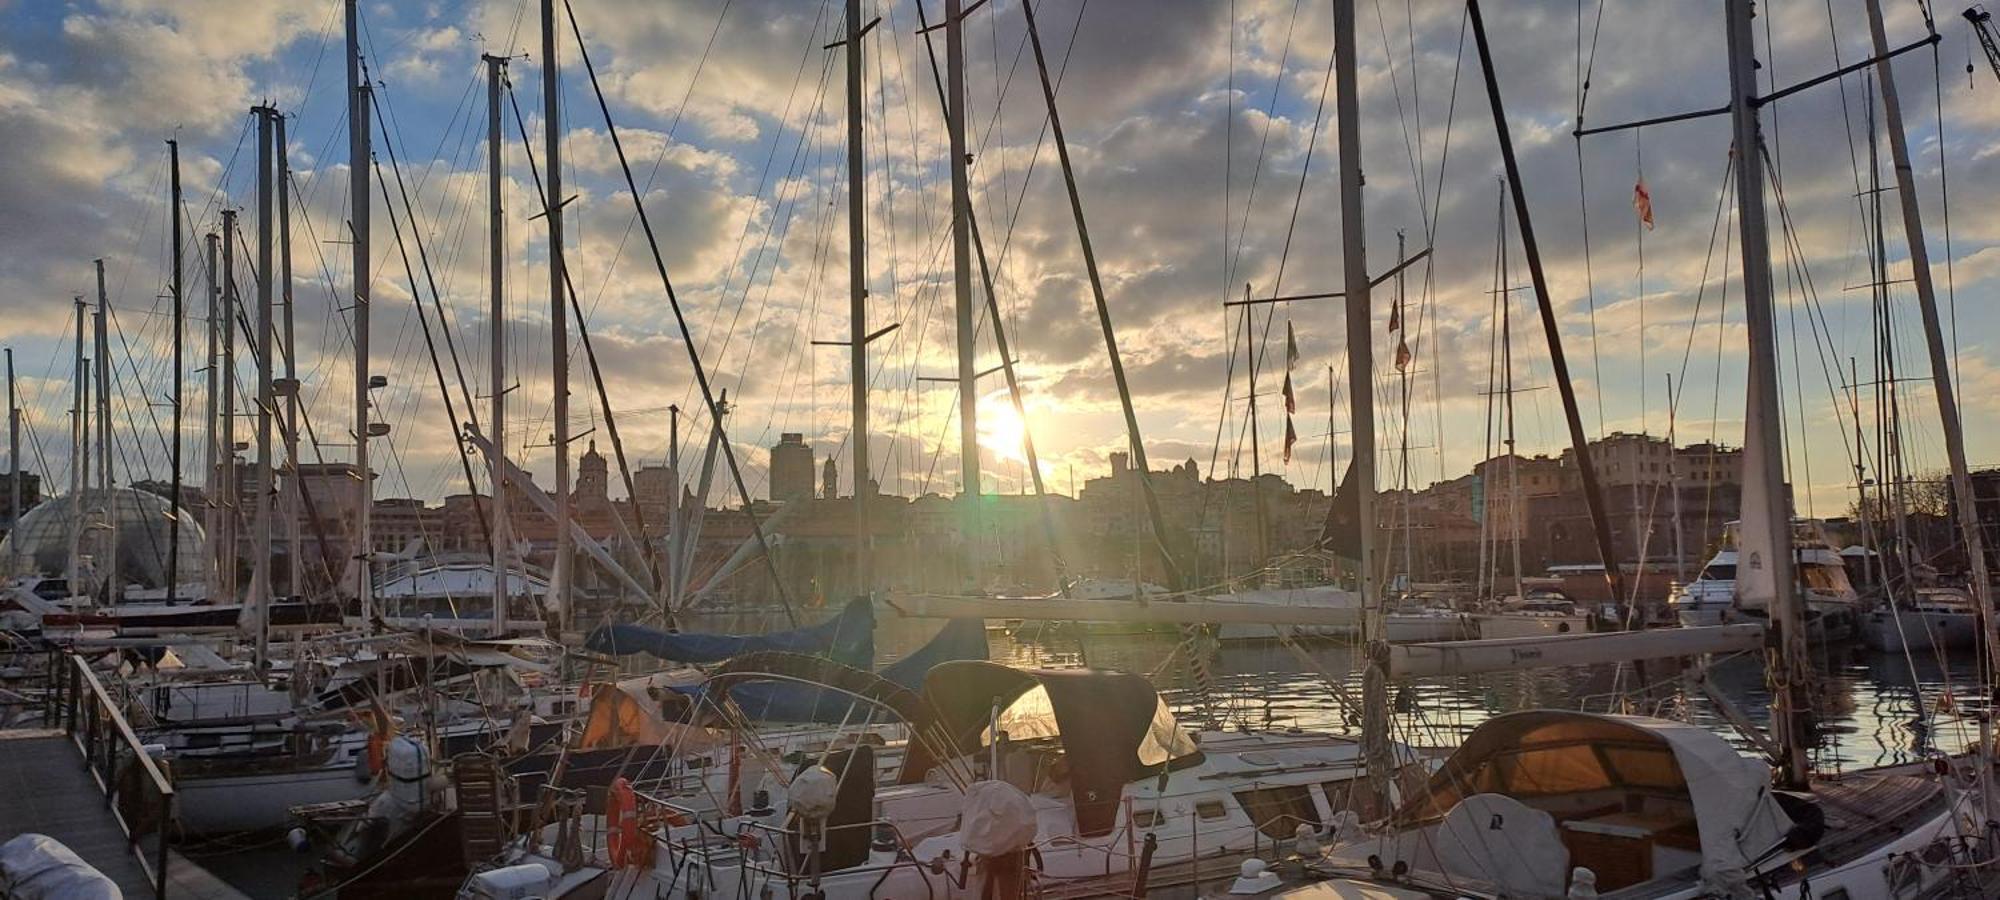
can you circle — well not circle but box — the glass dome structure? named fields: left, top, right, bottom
left=0, top=488, right=207, bottom=590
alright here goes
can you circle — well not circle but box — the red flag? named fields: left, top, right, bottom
left=1633, top=178, right=1654, bottom=230
left=1282, top=370, right=1296, bottom=414
left=1394, top=336, right=1411, bottom=371
left=1282, top=416, right=1298, bottom=463
left=1388, top=300, right=1402, bottom=333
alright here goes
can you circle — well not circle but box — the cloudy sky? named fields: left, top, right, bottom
left=1, top=0, right=1994, bottom=519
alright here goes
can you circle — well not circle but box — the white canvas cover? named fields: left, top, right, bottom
left=0, top=834, right=122, bottom=900
left=1400, top=711, right=1792, bottom=887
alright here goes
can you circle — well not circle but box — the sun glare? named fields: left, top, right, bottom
left=976, top=392, right=1030, bottom=465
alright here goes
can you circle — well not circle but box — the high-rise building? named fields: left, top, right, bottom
left=822, top=457, right=838, bottom=500
left=770, top=433, right=814, bottom=502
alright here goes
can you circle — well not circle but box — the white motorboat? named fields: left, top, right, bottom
left=1669, top=520, right=1866, bottom=641
left=1861, top=586, right=1984, bottom=652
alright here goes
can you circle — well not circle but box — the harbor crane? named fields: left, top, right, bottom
left=1969, top=6, right=2000, bottom=87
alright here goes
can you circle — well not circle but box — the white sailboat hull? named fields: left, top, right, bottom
left=1471, top=613, right=1591, bottom=640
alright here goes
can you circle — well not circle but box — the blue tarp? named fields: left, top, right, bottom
left=584, top=597, right=875, bottom=669
left=689, top=616, right=990, bottom=723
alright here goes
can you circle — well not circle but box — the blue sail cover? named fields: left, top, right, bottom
left=694, top=616, right=990, bottom=723
left=584, top=597, right=875, bottom=669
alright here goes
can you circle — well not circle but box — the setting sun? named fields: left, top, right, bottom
left=975, top=391, right=1029, bottom=465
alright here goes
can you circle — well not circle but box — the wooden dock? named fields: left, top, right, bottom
left=0, top=728, right=247, bottom=899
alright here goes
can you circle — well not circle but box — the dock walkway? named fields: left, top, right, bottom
left=0, top=728, right=245, bottom=900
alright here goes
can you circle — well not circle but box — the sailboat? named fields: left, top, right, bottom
left=1272, top=0, right=1996, bottom=897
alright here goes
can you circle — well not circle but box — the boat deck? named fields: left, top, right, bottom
left=0, top=728, right=248, bottom=899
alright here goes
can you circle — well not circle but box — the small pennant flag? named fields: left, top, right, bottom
left=1388, top=300, right=1402, bottom=333
left=1394, top=336, right=1412, bottom=371
left=1282, top=417, right=1298, bottom=463
left=1282, top=370, right=1296, bottom=414
left=1633, top=178, right=1654, bottom=230
left=1285, top=321, right=1300, bottom=367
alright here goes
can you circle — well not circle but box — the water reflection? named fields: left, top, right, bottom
left=836, top=615, right=1987, bottom=770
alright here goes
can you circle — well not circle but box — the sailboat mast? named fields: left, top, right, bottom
left=485, top=52, right=510, bottom=636
left=93, top=260, right=114, bottom=602
left=68, top=299, right=83, bottom=601
left=541, top=0, right=573, bottom=632
left=1396, top=234, right=1413, bottom=591
left=1862, top=0, right=2000, bottom=672
left=1668, top=374, right=1686, bottom=584
left=252, top=105, right=276, bottom=667
left=277, top=114, right=300, bottom=600
left=167, top=140, right=185, bottom=604
left=6, top=349, right=16, bottom=573
left=203, top=234, right=220, bottom=603
left=1467, top=0, right=1628, bottom=607
left=947, top=0, right=979, bottom=512
left=221, top=210, right=239, bottom=604
left=1020, top=0, right=1183, bottom=589
left=1868, top=91, right=1912, bottom=587
left=667, top=405, right=680, bottom=610
left=347, top=0, right=374, bottom=623
left=1500, top=198, right=1522, bottom=602
left=1725, top=0, right=1810, bottom=789
left=1333, top=0, right=1388, bottom=800
left=1242, top=298, right=1268, bottom=570
left=844, top=0, right=872, bottom=595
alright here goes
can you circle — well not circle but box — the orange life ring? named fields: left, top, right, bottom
left=607, top=776, right=640, bottom=867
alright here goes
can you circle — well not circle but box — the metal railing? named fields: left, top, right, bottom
left=44, top=650, right=175, bottom=898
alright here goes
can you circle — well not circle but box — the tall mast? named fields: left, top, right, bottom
left=1396, top=234, right=1413, bottom=591
left=93, top=261, right=114, bottom=602
left=6, top=349, right=17, bottom=573
left=1724, top=0, right=1810, bottom=790
left=1242, top=297, right=1269, bottom=571
left=203, top=234, right=221, bottom=603
left=845, top=0, right=872, bottom=596
left=485, top=53, right=510, bottom=636
left=251, top=105, right=276, bottom=667
left=221, top=210, right=239, bottom=604
left=1868, top=90, right=1912, bottom=588
left=347, top=0, right=375, bottom=622
left=1668, top=374, right=1686, bottom=584
left=947, top=0, right=980, bottom=514
left=1500, top=191, right=1522, bottom=601
left=68, top=299, right=84, bottom=600
left=1863, top=0, right=2000, bottom=672
left=1467, top=0, right=1628, bottom=608
left=667, top=405, right=680, bottom=610
left=542, top=0, right=573, bottom=632
left=278, top=114, right=300, bottom=600
left=1021, top=0, right=1183, bottom=589
left=167, top=140, right=185, bottom=604
left=1335, top=0, right=1387, bottom=801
